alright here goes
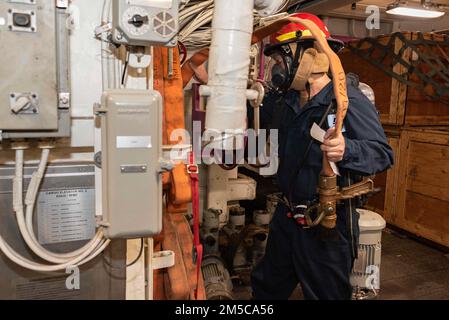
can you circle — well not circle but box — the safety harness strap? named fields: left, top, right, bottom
left=181, top=48, right=210, bottom=88
left=188, top=152, right=202, bottom=300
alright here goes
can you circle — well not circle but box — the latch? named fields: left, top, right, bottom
left=7, top=8, right=37, bottom=33
left=9, top=92, right=39, bottom=115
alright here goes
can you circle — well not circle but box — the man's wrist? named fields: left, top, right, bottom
left=341, top=137, right=353, bottom=163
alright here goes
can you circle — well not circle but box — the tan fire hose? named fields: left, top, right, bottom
left=288, top=17, right=348, bottom=229
left=253, top=16, right=350, bottom=229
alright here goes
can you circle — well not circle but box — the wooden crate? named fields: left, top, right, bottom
left=365, top=127, right=401, bottom=223
left=390, top=128, right=449, bottom=248
left=404, top=33, right=449, bottom=126
left=340, top=32, right=449, bottom=126
left=340, top=33, right=411, bottom=126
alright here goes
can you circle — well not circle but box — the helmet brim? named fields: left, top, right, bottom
left=264, top=37, right=345, bottom=56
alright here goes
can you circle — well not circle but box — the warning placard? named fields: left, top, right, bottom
left=36, top=189, right=95, bottom=245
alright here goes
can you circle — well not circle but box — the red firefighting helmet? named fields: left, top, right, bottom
left=268, top=13, right=344, bottom=53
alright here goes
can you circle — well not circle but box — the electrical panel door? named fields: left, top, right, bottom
left=0, top=0, right=59, bottom=131
left=97, top=90, right=163, bottom=239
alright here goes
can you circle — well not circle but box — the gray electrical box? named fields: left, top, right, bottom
left=0, top=164, right=126, bottom=300
left=0, top=0, right=71, bottom=138
left=96, top=90, right=163, bottom=239
left=112, top=0, right=180, bottom=47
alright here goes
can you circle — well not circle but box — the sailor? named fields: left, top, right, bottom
left=251, top=13, right=394, bottom=300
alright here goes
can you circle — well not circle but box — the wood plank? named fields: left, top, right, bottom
left=342, top=31, right=449, bottom=126
left=340, top=33, right=414, bottom=126
left=405, top=32, right=449, bottom=125
left=406, top=141, right=449, bottom=202
left=339, top=49, right=397, bottom=124
left=406, top=116, right=449, bottom=126
left=407, top=129, right=449, bottom=145
left=392, top=34, right=411, bottom=126
left=365, top=136, right=400, bottom=223
left=345, top=32, right=412, bottom=50
left=404, top=191, right=449, bottom=245
left=384, top=137, right=401, bottom=222
left=392, top=129, right=449, bottom=248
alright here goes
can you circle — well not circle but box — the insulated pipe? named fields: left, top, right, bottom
left=101, top=0, right=110, bottom=90
left=101, top=0, right=118, bottom=90
left=202, top=0, right=255, bottom=150
left=203, top=0, right=286, bottom=150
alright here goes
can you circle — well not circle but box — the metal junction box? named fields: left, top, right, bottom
left=112, top=0, right=179, bottom=47
left=0, top=164, right=126, bottom=300
left=97, top=89, right=163, bottom=239
left=0, top=0, right=70, bottom=138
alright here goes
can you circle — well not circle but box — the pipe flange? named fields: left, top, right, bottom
left=37, top=140, right=56, bottom=149
left=10, top=140, right=30, bottom=150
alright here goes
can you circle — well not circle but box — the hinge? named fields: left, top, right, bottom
left=58, top=92, right=70, bottom=109
left=56, top=0, right=69, bottom=9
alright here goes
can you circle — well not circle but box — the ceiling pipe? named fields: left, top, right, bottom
left=288, top=0, right=364, bottom=13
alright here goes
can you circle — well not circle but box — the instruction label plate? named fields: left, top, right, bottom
left=37, top=189, right=95, bottom=245
left=116, top=136, right=152, bottom=149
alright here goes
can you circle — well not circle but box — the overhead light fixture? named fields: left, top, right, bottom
left=386, top=1, right=446, bottom=19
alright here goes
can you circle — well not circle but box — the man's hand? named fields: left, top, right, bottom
left=321, top=128, right=345, bottom=163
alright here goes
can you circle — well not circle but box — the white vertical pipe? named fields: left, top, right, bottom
left=203, top=0, right=285, bottom=150
left=203, top=0, right=255, bottom=150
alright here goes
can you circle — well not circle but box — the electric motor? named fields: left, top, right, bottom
left=202, top=255, right=233, bottom=300
left=351, top=209, right=386, bottom=300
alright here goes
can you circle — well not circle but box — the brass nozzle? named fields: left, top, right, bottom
left=318, top=174, right=338, bottom=229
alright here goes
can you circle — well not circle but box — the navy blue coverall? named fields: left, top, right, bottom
left=251, top=79, right=394, bottom=300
